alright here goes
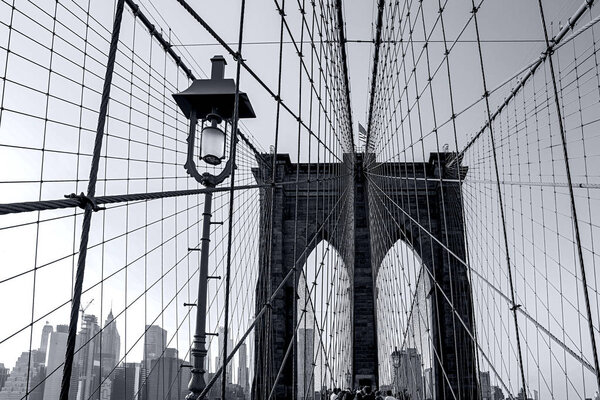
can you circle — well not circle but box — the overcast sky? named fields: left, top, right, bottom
left=1, top=0, right=599, bottom=399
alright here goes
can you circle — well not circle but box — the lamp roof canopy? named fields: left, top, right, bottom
left=173, top=78, right=256, bottom=120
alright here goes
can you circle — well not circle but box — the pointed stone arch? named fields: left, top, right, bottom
left=296, top=239, right=352, bottom=400
left=251, top=154, right=359, bottom=399
left=368, top=153, right=477, bottom=400
left=375, top=240, right=431, bottom=396
left=251, top=153, right=477, bottom=400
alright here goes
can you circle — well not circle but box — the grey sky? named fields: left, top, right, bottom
left=1, top=0, right=599, bottom=399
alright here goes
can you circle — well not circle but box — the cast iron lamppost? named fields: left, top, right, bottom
left=173, top=55, right=255, bottom=400
left=391, top=347, right=401, bottom=396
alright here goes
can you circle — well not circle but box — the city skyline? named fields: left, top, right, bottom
left=1, top=0, right=598, bottom=398
left=0, top=315, right=250, bottom=400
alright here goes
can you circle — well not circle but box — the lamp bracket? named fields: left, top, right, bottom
left=205, top=112, right=223, bottom=125
left=184, top=111, right=235, bottom=187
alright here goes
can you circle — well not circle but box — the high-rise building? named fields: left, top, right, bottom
left=203, top=372, right=245, bottom=400
left=394, top=348, right=423, bottom=400
left=423, top=368, right=434, bottom=400
left=144, top=348, right=190, bottom=400
left=492, top=385, right=504, bottom=400
left=480, top=371, right=491, bottom=400
left=516, top=387, right=533, bottom=400
left=247, top=318, right=254, bottom=391
left=76, top=314, right=101, bottom=400
left=29, top=356, right=46, bottom=400
left=297, top=328, right=315, bottom=400
left=43, top=325, right=69, bottom=400
left=99, top=379, right=112, bottom=400
left=143, top=326, right=166, bottom=372
left=111, top=363, right=145, bottom=400
left=215, top=327, right=233, bottom=384
left=0, top=364, right=9, bottom=392
left=40, top=322, right=54, bottom=358
left=0, top=351, right=46, bottom=400
left=237, top=343, right=249, bottom=397
left=100, top=310, right=121, bottom=379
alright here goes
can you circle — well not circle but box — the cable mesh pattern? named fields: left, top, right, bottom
left=367, top=0, right=600, bottom=399
left=0, top=0, right=354, bottom=399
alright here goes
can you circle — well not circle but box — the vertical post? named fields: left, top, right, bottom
left=187, top=189, right=213, bottom=399
left=59, top=1, right=125, bottom=400
left=182, top=59, right=221, bottom=400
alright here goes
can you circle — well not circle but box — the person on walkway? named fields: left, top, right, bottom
left=331, top=388, right=341, bottom=400
left=384, top=389, right=396, bottom=400
left=356, top=386, right=376, bottom=400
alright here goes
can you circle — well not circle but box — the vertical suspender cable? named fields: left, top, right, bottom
left=536, top=0, right=600, bottom=390
left=59, top=1, right=126, bottom=399
left=365, top=0, right=385, bottom=153
left=221, top=0, right=247, bottom=397
left=469, top=1, right=528, bottom=398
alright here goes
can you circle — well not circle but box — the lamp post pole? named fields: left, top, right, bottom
left=187, top=182, right=214, bottom=399
left=174, top=55, right=255, bottom=400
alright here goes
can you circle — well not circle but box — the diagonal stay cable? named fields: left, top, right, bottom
left=197, top=183, right=351, bottom=398
left=173, top=0, right=345, bottom=162
left=367, top=173, right=596, bottom=374
left=451, top=0, right=596, bottom=165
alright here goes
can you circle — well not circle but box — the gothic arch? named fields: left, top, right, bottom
left=367, top=153, right=477, bottom=400
left=251, top=152, right=477, bottom=400
left=251, top=154, right=358, bottom=399
left=375, top=240, right=431, bottom=393
left=296, top=239, right=352, bottom=399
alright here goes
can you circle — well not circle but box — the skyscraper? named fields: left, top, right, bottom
left=43, top=325, right=69, bottom=400
left=0, top=364, right=8, bottom=391
left=100, top=310, right=121, bottom=378
left=143, top=325, right=166, bottom=372
left=76, top=314, right=101, bottom=400
left=296, top=274, right=315, bottom=400
left=144, top=348, right=190, bottom=400
left=216, top=326, right=233, bottom=384
left=237, top=343, right=249, bottom=397
left=423, top=368, right=434, bottom=400
left=297, top=328, right=315, bottom=400
left=0, top=351, right=46, bottom=400
left=492, top=385, right=504, bottom=400
left=99, top=378, right=112, bottom=400
left=40, top=322, right=53, bottom=358
left=480, top=371, right=491, bottom=400
left=394, top=348, right=423, bottom=400
left=111, top=363, right=145, bottom=400
left=247, top=318, right=253, bottom=390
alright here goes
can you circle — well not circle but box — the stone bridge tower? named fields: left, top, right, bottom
left=251, top=153, right=477, bottom=400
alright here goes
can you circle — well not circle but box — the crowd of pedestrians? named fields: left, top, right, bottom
left=328, top=386, right=409, bottom=400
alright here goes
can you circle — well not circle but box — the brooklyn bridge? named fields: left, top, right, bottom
left=0, top=0, right=599, bottom=399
